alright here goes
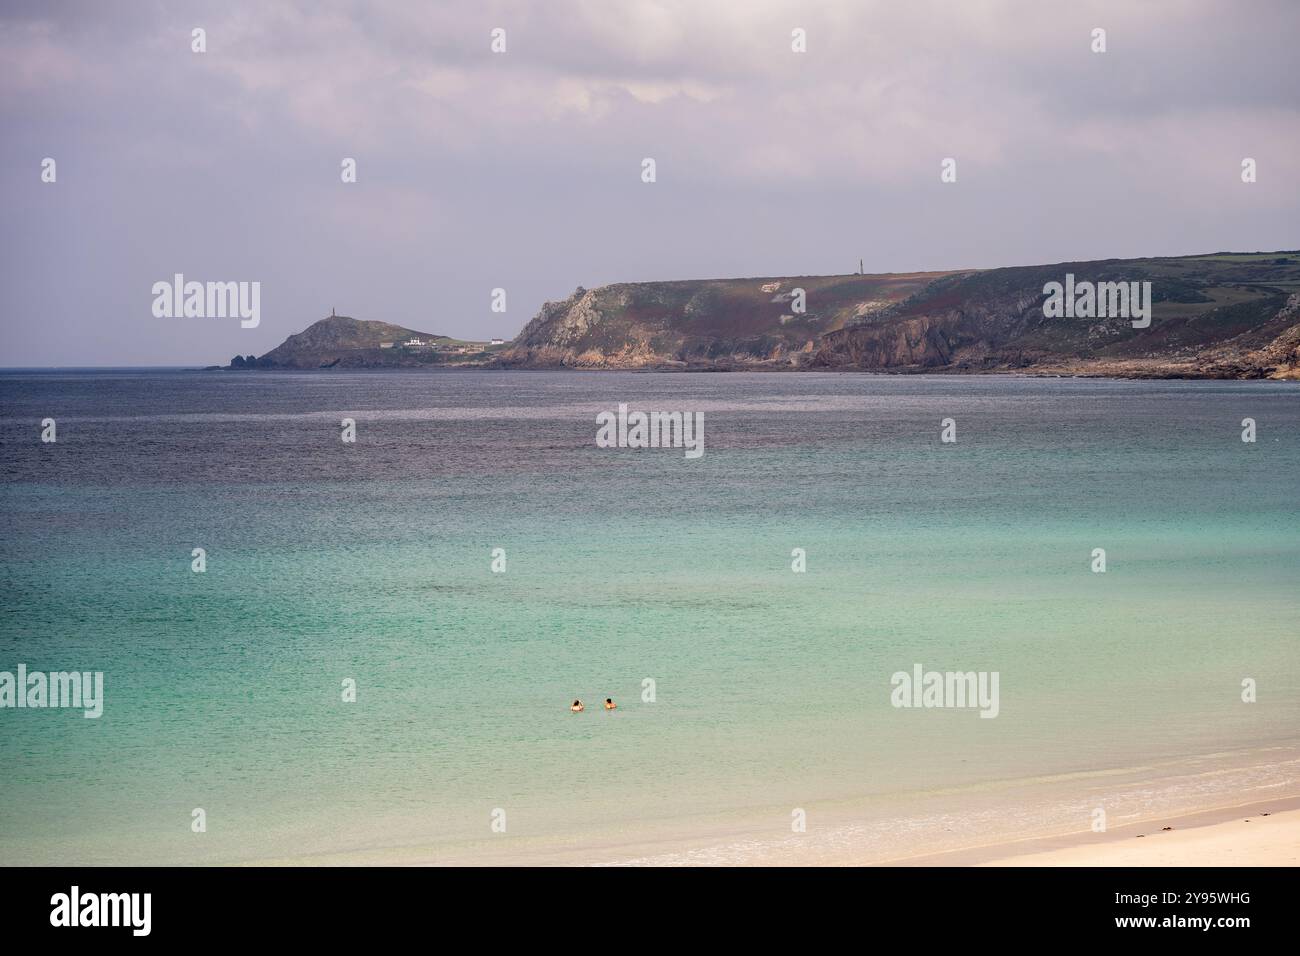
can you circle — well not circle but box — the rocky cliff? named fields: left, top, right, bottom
left=505, top=252, right=1300, bottom=379
left=226, top=252, right=1300, bottom=379
left=500, top=272, right=957, bottom=369
left=811, top=253, right=1300, bottom=379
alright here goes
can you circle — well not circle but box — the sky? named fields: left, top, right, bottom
left=1, top=0, right=1297, bottom=366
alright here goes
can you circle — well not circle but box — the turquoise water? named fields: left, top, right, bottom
left=1, top=371, right=1297, bottom=864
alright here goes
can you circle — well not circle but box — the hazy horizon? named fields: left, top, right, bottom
left=2, top=0, right=1298, bottom=366
left=3, top=244, right=1300, bottom=370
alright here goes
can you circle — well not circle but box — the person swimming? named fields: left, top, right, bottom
left=570, top=699, right=584, bottom=712
left=604, top=698, right=616, bottom=710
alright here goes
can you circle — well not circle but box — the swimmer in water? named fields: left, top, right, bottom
left=570, top=699, right=584, bottom=712
left=604, top=698, right=616, bottom=710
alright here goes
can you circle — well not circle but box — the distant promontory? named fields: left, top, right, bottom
left=224, top=315, right=507, bottom=369
left=223, top=251, right=1300, bottom=379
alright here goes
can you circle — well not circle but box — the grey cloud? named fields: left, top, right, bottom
left=1, top=0, right=1296, bottom=366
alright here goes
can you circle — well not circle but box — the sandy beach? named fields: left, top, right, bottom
left=243, top=784, right=1300, bottom=867
left=891, top=796, right=1300, bottom=867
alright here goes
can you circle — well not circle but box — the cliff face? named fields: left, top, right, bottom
left=501, top=272, right=957, bottom=369
left=814, top=314, right=961, bottom=368
left=503, top=252, right=1300, bottom=378
left=810, top=254, right=1300, bottom=379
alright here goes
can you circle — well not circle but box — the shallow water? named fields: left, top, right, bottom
left=1, top=370, right=1297, bottom=864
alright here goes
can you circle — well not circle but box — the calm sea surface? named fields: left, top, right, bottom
left=1, top=370, right=1297, bottom=864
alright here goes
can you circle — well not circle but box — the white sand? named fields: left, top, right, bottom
left=982, top=808, right=1300, bottom=866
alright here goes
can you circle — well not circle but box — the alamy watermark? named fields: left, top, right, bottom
left=50, top=886, right=150, bottom=936
left=1043, top=274, right=1151, bottom=328
left=890, top=664, right=999, bottom=718
left=596, top=403, right=704, bottom=459
left=1, top=664, right=103, bottom=718
left=152, top=273, right=260, bottom=328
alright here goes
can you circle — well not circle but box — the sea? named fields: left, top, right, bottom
left=1, top=369, right=1297, bottom=864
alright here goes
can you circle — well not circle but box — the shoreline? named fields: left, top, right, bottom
left=889, top=796, right=1300, bottom=867
left=251, top=792, right=1300, bottom=868
left=234, top=748, right=1300, bottom=867
left=4, top=365, right=1297, bottom=382
left=201, top=364, right=1300, bottom=381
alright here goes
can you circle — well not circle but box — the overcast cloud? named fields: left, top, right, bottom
left=1, top=0, right=1297, bottom=365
